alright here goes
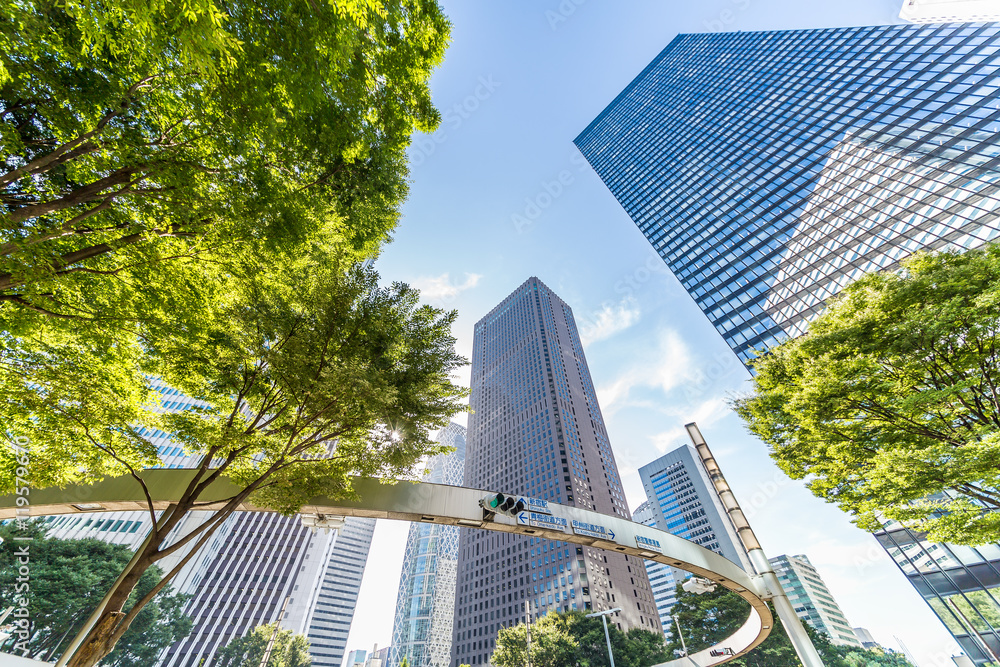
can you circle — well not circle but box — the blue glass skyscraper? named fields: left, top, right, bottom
left=389, top=423, right=467, bottom=667
left=575, top=23, right=1000, bottom=365
left=576, top=23, right=1000, bottom=664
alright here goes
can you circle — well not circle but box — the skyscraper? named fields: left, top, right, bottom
left=575, top=24, right=1000, bottom=662
left=638, top=445, right=751, bottom=573
left=875, top=518, right=1000, bottom=664
left=295, top=517, right=377, bottom=667
left=452, top=277, right=660, bottom=667
left=575, top=23, right=1000, bottom=365
left=768, top=554, right=862, bottom=648
left=631, top=501, right=677, bottom=635
left=389, top=423, right=467, bottom=667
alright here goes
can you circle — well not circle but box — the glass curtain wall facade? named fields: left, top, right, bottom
left=768, top=554, right=862, bottom=647
left=877, top=520, right=1000, bottom=663
left=631, top=501, right=677, bottom=636
left=638, top=445, right=752, bottom=573
left=452, top=277, right=659, bottom=667
left=389, top=423, right=467, bottom=667
left=575, top=23, right=1000, bottom=366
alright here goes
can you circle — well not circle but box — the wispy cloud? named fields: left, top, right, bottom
left=411, top=272, right=483, bottom=303
left=649, top=396, right=731, bottom=453
left=595, top=329, right=695, bottom=413
left=578, top=298, right=641, bottom=347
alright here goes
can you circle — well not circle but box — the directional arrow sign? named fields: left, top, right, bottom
left=608, top=529, right=615, bottom=540
left=518, top=513, right=529, bottom=525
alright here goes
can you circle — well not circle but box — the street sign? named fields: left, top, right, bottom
left=517, top=512, right=568, bottom=532
left=636, top=534, right=664, bottom=553
left=518, top=496, right=551, bottom=514
left=571, top=519, right=616, bottom=541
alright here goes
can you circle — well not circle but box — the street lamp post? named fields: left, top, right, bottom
left=585, top=607, right=622, bottom=667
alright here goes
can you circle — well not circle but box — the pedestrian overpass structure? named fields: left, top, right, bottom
left=0, top=471, right=779, bottom=666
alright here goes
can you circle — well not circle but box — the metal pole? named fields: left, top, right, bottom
left=524, top=600, right=531, bottom=667
left=600, top=615, right=616, bottom=667
left=586, top=608, right=621, bottom=667
left=673, top=615, right=688, bottom=657
left=685, top=422, right=825, bottom=667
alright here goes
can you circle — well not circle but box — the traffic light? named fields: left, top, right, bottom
left=479, top=492, right=525, bottom=518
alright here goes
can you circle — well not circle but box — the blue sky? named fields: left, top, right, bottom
left=344, top=2, right=964, bottom=665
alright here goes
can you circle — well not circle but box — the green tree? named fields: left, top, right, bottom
left=0, top=520, right=191, bottom=665
left=214, top=623, right=311, bottom=667
left=492, top=610, right=670, bottom=667
left=0, top=0, right=452, bottom=493
left=733, top=245, right=1000, bottom=545
left=0, top=0, right=449, bottom=322
left=22, top=256, right=466, bottom=667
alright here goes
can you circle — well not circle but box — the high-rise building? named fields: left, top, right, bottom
left=768, top=554, right=862, bottom=648
left=631, top=501, right=677, bottom=635
left=293, top=517, right=377, bottom=667
left=875, top=518, right=1000, bottom=663
left=575, top=23, right=1000, bottom=662
left=634, top=443, right=752, bottom=632
left=452, top=277, right=660, bottom=667
left=638, top=445, right=751, bottom=573
left=575, top=23, right=1000, bottom=366
left=389, top=423, right=467, bottom=667
left=346, top=649, right=368, bottom=667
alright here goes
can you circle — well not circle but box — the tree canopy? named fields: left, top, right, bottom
left=733, top=245, right=1000, bottom=545
left=0, top=521, right=191, bottom=666
left=491, top=610, right=671, bottom=667
left=38, top=256, right=464, bottom=667
left=214, top=623, right=311, bottom=667
left=0, top=0, right=449, bottom=325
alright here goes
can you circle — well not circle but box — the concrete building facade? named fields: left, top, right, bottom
left=452, top=277, right=660, bottom=667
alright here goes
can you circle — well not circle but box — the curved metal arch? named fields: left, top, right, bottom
left=0, top=471, right=774, bottom=666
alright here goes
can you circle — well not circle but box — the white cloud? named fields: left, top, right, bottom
left=411, top=272, right=482, bottom=303
left=595, top=328, right=696, bottom=413
left=578, top=298, right=641, bottom=347
left=648, top=396, right=730, bottom=453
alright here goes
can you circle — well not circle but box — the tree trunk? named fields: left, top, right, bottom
left=64, top=611, right=125, bottom=667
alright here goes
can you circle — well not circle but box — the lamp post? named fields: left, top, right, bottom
left=585, top=607, right=622, bottom=667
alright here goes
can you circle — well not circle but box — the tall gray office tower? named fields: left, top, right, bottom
left=452, top=277, right=660, bottom=667
left=389, top=423, right=467, bottom=667
left=576, top=23, right=1000, bottom=663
